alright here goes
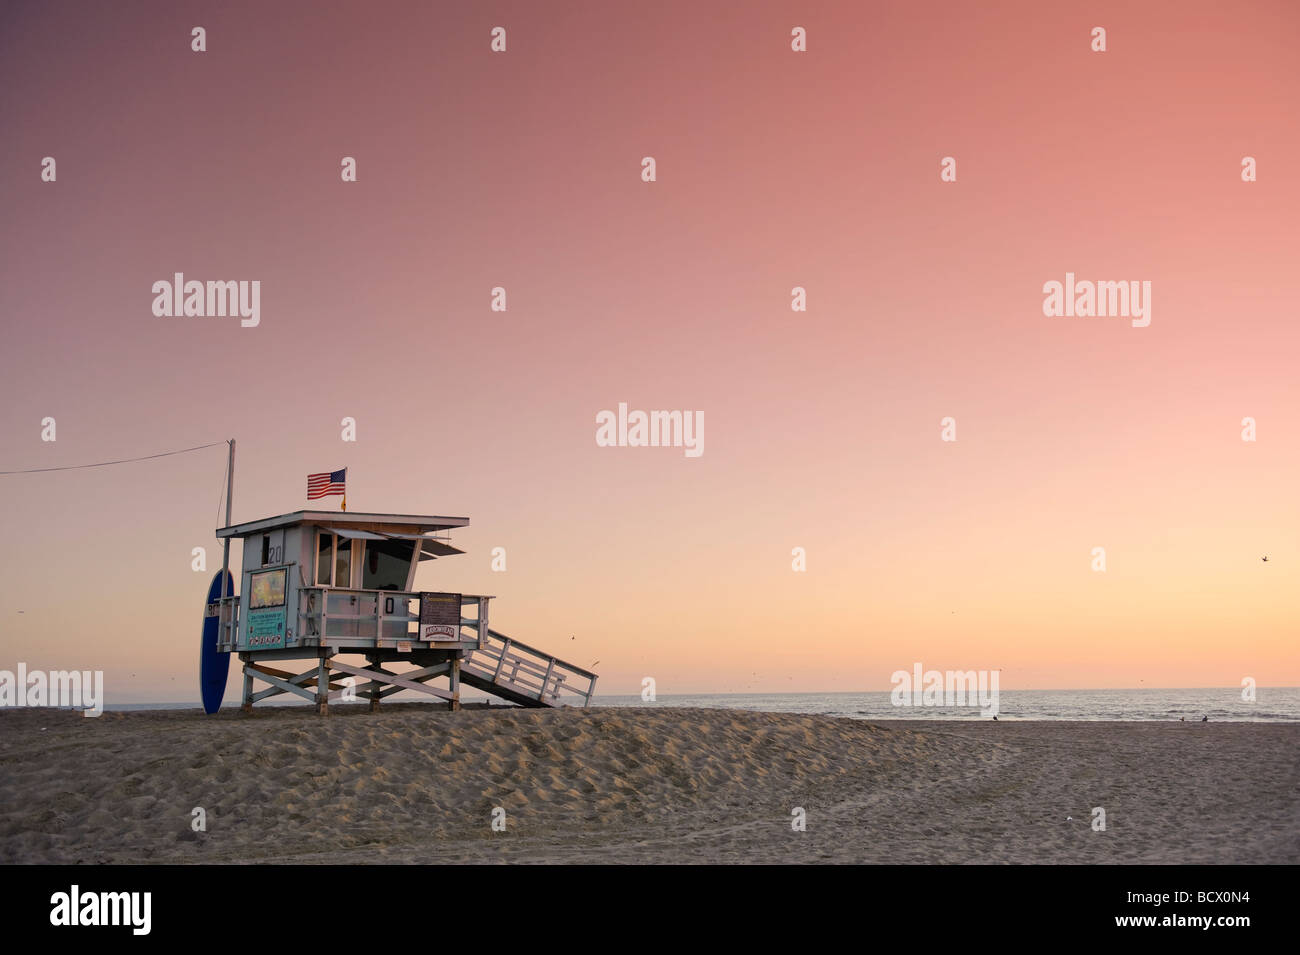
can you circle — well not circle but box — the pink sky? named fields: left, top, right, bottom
left=1, top=0, right=1296, bottom=701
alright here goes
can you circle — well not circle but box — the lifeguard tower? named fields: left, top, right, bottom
left=204, top=510, right=597, bottom=714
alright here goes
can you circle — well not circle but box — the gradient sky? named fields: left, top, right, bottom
left=1, top=0, right=1297, bottom=702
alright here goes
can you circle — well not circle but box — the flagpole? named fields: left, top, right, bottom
left=219, top=439, right=235, bottom=645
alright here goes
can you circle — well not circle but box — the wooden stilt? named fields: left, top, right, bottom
left=240, top=656, right=253, bottom=713
left=365, top=654, right=379, bottom=712
left=448, top=656, right=461, bottom=712
left=316, top=655, right=330, bottom=715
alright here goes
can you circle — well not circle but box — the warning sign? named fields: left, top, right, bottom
left=418, top=592, right=461, bottom=641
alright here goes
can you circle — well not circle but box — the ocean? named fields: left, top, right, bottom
left=102, top=686, right=1300, bottom=720
left=594, top=687, right=1300, bottom=722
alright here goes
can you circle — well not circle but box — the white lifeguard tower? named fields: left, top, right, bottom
left=208, top=510, right=597, bottom=714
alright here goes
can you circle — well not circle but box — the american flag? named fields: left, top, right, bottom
left=307, top=468, right=346, bottom=500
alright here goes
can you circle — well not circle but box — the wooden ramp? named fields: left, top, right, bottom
left=460, top=629, right=597, bottom=708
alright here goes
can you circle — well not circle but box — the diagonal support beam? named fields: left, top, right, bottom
left=248, top=662, right=347, bottom=691
left=329, top=659, right=457, bottom=703
left=245, top=663, right=320, bottom=705
left=352, top=661, right=452, bottom=702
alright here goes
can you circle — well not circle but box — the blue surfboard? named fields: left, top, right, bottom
left=200, top=570, right=235, bottom=714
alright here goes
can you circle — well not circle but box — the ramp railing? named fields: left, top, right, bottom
left=461, top=629, right=598, bottom=707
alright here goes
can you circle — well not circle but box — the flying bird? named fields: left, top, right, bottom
left=1261, top=556, right=1269, bottom=562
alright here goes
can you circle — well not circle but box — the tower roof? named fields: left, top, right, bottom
left=216, top=511, right=469, bottom=539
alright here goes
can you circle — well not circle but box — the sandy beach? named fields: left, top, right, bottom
left=0, top=705, right=1295, bottom=864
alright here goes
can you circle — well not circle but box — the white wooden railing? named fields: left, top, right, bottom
left=296, top=588, right=488, bottom=648
left=462, top=629, right=598, bottom=706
